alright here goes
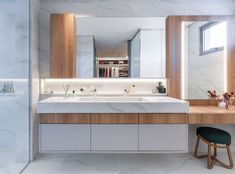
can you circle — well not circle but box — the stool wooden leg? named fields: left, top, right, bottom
left=214, top=144, right=217, bottom=157
left=194, top=136, right=200, bottom=158
left=194, top=136, right=208, bottom=158
left=227, top=145, right=234, bottom=169
left=213, top=145, right=234, bottom=169
left=207, top=144, right=213, bottom=169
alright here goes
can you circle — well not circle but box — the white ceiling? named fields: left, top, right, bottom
left=76, top=17, right=165, bottom=57
left=40, top=0, right=235, bottom=17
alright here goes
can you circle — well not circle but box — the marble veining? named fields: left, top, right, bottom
left=0, top=0, right=31, bottom=173
left=77, top=36, right=95, bottom=78
left=37, top=96, right=189, bottom=113
left=22, top=153, right=235, bottom=174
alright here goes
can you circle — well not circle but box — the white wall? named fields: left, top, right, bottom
left=140, top=30, right=165, bottom=78
left=130, top=32, right=140, bottom=77
left=130, top=30, right=165, bottom=78
left=77, top=36, right=95, bottom=78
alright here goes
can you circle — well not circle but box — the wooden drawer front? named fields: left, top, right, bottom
left=139, top=114, right=187, bottom=124
left=91, top=114, right=138, bottom=124
left=40, top=124, right=90, bottom=151
left=40, top=114, right=90, bottom=124
left=91, top=124, right=138, bottom=150
left=188, top=114, right=235, bottom=124
left=139, top=124, right=188, bottom=151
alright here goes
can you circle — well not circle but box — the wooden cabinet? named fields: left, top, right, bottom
left=139, top=114, right=188, bottom=124
left=39, top=113, right=188, bottom=152
left=91, top=114, right=138, bottom=124
left=40, top=114, right=90, bottom=124
left=50, top=14, right=76, bottom=78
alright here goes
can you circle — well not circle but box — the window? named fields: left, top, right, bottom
left=200, top=21, right=226, bottom=55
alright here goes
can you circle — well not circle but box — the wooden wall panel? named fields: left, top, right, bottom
left=50, top=14, right=76, bottom=78
left=139, top=114, right=187, bottom=124
left=227, top=16, right=235, bottom=93
left=40, top=114, right=90, bottom=124
left=166, top=16, right=182, bottom=99
left=166, top=16, right=234, bottom=99
left=91, top=114, right=138, bottom=124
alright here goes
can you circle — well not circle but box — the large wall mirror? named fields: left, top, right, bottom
left=76, top=17, right=166, bottom=78
left=182, top=20, right=227, bottom=99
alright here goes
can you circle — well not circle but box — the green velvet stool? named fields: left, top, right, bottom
left=194, top=127, right=233, bottom=169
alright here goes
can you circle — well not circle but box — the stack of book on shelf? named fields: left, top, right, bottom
left=96, top=57, right=128, bottom=78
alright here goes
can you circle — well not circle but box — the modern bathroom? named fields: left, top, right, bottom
left=0, top=0, right=235, bottom=174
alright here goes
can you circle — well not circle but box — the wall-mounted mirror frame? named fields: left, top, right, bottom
left=166, top=15, right=235, bottom=100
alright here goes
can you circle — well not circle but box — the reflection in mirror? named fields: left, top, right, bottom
left=182, top=21, right=227, bottom=99
left=76, top=17, right=165, bottom=78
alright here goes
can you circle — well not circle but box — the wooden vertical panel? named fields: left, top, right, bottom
left=227, top=16, right=235, bottom=93
left=166, top=16, right=182, bottom=99
left=50, top=14, right=76, bottom=78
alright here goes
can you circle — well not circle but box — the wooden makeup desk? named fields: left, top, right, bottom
left=188, top=106, right=235, bottom=124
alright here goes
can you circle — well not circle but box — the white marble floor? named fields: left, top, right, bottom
left=22, top=153, right=235, bottom=174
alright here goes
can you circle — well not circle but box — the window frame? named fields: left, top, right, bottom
left=199, top=22, right=225, bottom=56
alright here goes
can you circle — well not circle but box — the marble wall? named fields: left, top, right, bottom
left=77, top=36, right=95, bottom=78
left=0, top=0, right=30, bottom=173
left=30, top=0, right=40, bottom=161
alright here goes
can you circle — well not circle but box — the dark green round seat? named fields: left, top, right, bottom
left=196, top=127, right=231, bottom=145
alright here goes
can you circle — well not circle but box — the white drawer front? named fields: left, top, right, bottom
left=40, top=124, right=90, bottom=151
left=139, top=124, right=188, bottom=151
left=91, top=124, right=138, bottom=151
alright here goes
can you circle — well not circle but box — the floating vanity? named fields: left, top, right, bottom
left=37, top=95, right=189, bottom=153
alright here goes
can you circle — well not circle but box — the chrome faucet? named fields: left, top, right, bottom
left=63, top=84, right=70, bottom=98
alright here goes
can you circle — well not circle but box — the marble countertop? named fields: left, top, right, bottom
left=37, top=96, right=189, bottom=113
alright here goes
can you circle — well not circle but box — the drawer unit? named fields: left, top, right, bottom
left=91, top=124, right=138, bottom=151
left=139, top=124, right=188, bottom=152
left=40, top=124, right=90, bottom=151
